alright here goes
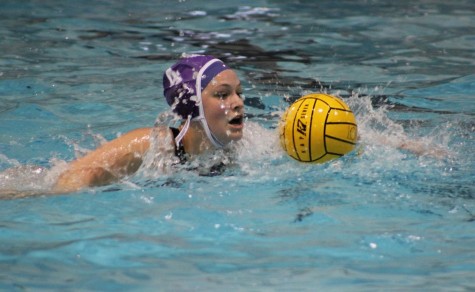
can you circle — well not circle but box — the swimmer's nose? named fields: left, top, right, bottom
left=231, top=92, right=244, bottom=112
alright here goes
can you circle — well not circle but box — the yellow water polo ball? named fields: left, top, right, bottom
left=279, top=93, right=358, bottom=163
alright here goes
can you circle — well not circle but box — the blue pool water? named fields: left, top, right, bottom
left=1, top=0, right=474, bottom=290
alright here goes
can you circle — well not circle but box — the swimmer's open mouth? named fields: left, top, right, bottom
left=229, top=115, right=244, bottom=125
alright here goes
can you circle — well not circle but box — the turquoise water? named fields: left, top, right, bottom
left=1, top=0, right=474, bottom=290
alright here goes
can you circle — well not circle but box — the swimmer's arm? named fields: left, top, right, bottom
left=398, top=139, right=448, bottom=158
left=53, top=127, right=152, bottom=193
left=373, top=133, right=448, bottom=158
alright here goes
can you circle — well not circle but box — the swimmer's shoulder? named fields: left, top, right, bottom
left=118, top=126, right=177, bottom=152
left=105, top=127, right=154, bottom=154
left=99, top=126, right=178, bottom=156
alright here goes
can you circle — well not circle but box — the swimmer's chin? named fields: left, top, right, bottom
left=223, top=128, right=244, bottom=144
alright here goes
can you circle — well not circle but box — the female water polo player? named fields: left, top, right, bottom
left=53, top=55, right=245, bottom=193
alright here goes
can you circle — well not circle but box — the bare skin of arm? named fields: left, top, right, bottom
left=399, top=139, right=448, bottom=158
left=53, top=127, right=153, bottom=193
left=370, top=132, right=448, bottom=158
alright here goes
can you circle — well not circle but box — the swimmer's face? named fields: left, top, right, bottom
left=201, top=69, right=245, bottom=145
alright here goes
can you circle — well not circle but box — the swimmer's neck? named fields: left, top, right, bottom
left=181, top=121, right=214, bottom=155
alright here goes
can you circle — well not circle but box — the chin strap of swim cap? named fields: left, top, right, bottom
left=195, top=58, right=225, bottom=148
left=173, top=58, right=225, bottom=149
left=174, top=114, right=191, bottom=147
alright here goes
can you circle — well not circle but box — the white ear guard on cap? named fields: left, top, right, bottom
left=174, top=58, right=226, bottom=149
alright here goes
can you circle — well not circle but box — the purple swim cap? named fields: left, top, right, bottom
left=163, top=55, right=229, bottom=119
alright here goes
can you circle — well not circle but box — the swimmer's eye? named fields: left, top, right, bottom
left=236, top=84, right=245, bottom=99
left=214, top=90, right=243, bottom=99
left=214, top=91, right=230, bottom=99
